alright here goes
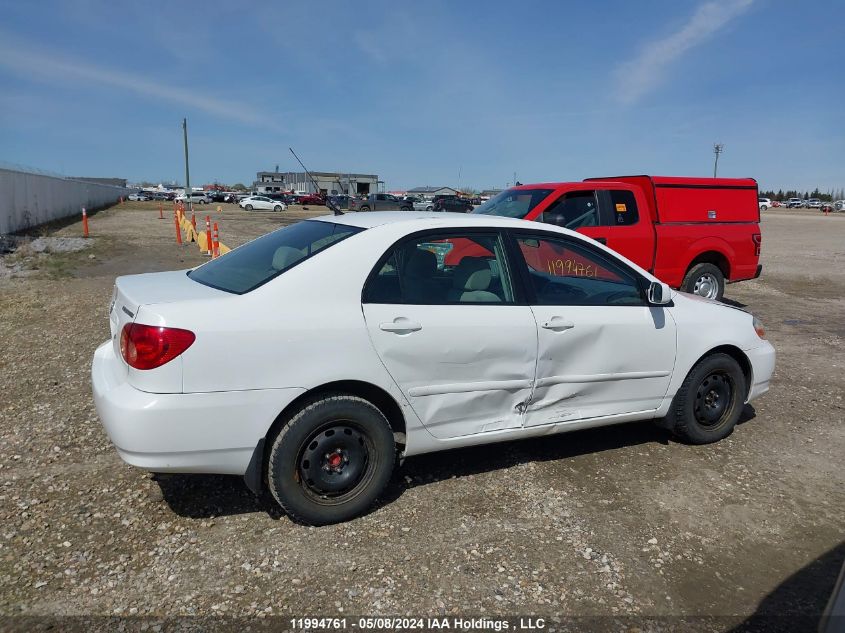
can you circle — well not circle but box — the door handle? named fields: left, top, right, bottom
left=379, top=318, right=422, bottom=333
left=594, top=237, right=607, bottom=245
left=541, top=317, right=575, bottom=331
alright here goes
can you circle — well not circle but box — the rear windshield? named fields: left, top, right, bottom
left=188, top=220, right=363, bottom=294
left=472, top=188, right=553, bottom=218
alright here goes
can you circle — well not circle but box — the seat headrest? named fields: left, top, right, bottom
left=405, top=248, right=437, bottom=277
left=272, top=246, right=305, bottom=271
left=453, top=257, right=492, bottom=291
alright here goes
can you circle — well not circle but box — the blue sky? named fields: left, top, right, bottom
left=1, top=0, right=843, bottom=193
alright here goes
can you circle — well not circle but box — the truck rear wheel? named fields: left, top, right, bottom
left=682, top=263, right=724, bottom=301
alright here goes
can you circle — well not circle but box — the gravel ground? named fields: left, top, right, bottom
left=0, top=203, right=843, bottom=632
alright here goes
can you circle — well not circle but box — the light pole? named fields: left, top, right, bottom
left=183, top=118, right=192, bottom=216
left=713, top=143, right=724, bottom=178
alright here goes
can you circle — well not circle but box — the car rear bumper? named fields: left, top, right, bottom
left=91, top=341, right=304, bottom=475
left=746, top=341, right=776, bottom=402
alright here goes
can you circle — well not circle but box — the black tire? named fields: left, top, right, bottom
left=681, top=262, right=725, bottom=301
left=273, top=205, right=282, bottom=212
left=268, top=394, right=395, bottom=525
left=245, top=204, right=253, bottom=211
left=359, top=206, right=370, bottom=212
left=667, top=353, right=746, bottom=445
left=400, top=206, right=411, bottom=211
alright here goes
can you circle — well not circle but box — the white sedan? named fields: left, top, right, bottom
left=92, top=212, right=775, bottom=525
left=239, top=195, right=286, bottom=212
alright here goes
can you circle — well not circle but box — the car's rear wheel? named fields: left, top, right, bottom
left=682, top=262, right=725, bottom=301
left=245, top=204, right=253, bottom=211
left=268, top=395, right=395, bottom=525
left=667, top=353, right=746, bottom=444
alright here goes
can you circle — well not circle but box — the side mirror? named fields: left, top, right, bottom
left=647, top=281, right=672, bottom=306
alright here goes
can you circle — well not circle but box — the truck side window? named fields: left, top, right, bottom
left=608, top=190, right=639, bottom=226
left=541, top=191, right=599, bottom=230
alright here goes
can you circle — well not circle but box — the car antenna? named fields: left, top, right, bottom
left=288, top=147, right=343, bottom=216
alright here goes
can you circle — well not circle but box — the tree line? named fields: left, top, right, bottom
left=759, top=188, right=844, bottom=202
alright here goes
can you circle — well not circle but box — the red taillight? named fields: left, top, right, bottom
left=752, top=233, right=761, bottom=256
left=120, top=323, right=196, bottom=370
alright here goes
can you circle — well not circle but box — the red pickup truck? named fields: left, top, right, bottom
left=471, top=175, right=762, bottom=300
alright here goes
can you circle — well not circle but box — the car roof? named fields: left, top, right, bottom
left=311, top=210, right=572, bottom=233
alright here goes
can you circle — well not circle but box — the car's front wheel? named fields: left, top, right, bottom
left=273, top=205, right=282, bottom=212
left=268, top=395, right=396, bottom=525
left=667, top=353, right=746, bottom=444
left=245, top=204, right=253, bottom=211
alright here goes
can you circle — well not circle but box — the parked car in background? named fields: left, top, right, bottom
left=92, top=212, right=775, bottom=525
left=472, top=175, right=762, bottom=301
left=296, top=193, right=325, bottom=206
left=128, top=192, right=151, bottom=201
left=175, top=192, right=210, bottom=204
left=787, top=197, right=803, bottom=208
left=413, top=198, right=434, bottom=212
left=151, top=191, right=174, bottom=201
left=432, top=195, right=473, bottom=213
left=834, top=200, right=845, bottom=212
left=328, top=194, right=353, bottom=210
left=206, top=190, right=226, bottom=203
left=807, top=198, right=822, bottom=209
left=349, top=193, right=412, bottom=212
left=239, top=196, right=286, bottom=212
left=758, top=197, right=771, bottom=211
left=820, top=202, right=834, bottom=213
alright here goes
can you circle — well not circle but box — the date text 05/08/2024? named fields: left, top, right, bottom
left=289, top=617, right=547, bottom=631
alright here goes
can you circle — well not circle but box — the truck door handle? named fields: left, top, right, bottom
left=594, top=237, right=607, bottom=245
left=379, top=318, right=422, bottom=333
left=541, top=317, right=575, bottom=331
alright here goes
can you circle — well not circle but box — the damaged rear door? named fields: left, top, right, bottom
left=510, top=231, right=676, bottom=427
left=362, top=229, right=537, bottom=439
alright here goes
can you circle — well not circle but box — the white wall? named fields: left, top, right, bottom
left=0, top=168, right=130, bottom=234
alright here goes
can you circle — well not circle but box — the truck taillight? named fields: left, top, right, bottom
left=752, top=234, right=761, bottom=256
left=120, top=323, right=196, bottom=370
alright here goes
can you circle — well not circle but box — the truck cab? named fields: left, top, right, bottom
left=471, top=176, right=762, bottom=300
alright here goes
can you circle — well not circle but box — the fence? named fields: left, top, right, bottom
left=0, top=166, right=130, bottom=234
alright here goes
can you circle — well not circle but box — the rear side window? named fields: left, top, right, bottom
left=363, top=233, right=514, bottom=304
left=188, top=221, right=362, bottom=294
left=608, top=190, right=639, bottom=226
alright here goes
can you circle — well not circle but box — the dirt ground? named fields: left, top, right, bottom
left=0, top=203, right=843, bottom=631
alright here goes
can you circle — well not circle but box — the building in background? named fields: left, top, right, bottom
left=407, top=186, right=460, bottom=198
left=253, top=169, right=380, bottom=196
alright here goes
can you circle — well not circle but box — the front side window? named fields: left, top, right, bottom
left=472, top=188, right=553, bottom=218
left=514, top=234, right=644, bottom=306
left=189, top=221, right=362, bottom=294
left=363, top=233, right=514, bottom=304
left=540, top=190, right=599, bottom=229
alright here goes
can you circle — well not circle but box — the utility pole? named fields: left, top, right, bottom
left=713, top=143, right=724, bottom=178
left=183, top=118, right=192, bottom=216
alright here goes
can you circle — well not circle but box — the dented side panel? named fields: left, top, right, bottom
left=362, top=304, right=538, bottom=439
left=525, top=305, right=676, bottom=427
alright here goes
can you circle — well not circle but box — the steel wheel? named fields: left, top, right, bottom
left=693, top=371, right=734, bottom=428
left=297, top=422, right=374, bottom=505
left=693, top=273, right=720, bottom=299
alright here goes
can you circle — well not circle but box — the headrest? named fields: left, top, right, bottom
left=272, top=246, right=305, bottom=271
left=453, top=257, right=491, bottom=291
left=405, top=248, right=437, bottom=277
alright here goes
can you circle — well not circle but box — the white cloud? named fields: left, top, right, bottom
left=615, top=0, right=754, bottom=104
left=0, top=38, right=284, bottom=131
